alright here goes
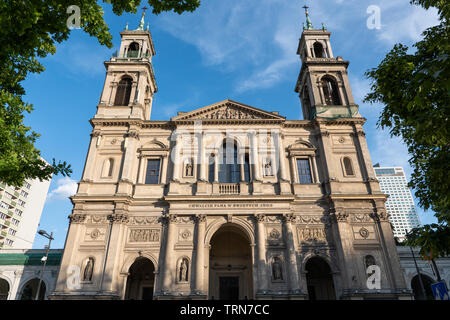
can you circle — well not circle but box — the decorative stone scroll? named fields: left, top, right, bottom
left=129, top=228, right=160, bottom=242
left=129, top=216, right=160, bottom=225
left=296, top=215, right=330, bottom=227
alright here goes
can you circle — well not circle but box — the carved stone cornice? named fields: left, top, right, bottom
left=68, top=214, right=86, bottom=224
left=108, top=213, right=129, bottom=224
left=91, top=131, right=101, bottom=138
left=162, top=214, right=177, bottom=225
left=194, top=214, right=207, bottom=223
left=330, top=210, right=348, bottom=223
left=254, top=214, right=266, bottom=223
left=282, top=213, right=296, bottom=223
left=370, top=209, right=390, bottom=222
left=126, top=131, right=139, bottom=139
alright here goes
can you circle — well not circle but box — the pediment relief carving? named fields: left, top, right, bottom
left=172, top=100, right=285, bottom=121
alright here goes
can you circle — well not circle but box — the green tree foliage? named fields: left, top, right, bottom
left=0, top=0, right=200, bottom=186
left=364, top=0, right=449, bottom=258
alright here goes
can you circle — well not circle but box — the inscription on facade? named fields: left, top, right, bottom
left=129, top=229, right=160, bottom=242
left=188, top=203, right=273, bottom=208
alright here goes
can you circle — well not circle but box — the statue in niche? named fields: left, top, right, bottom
left=83, top=257, right=94, bottom=281
left=272, top=257, right=283, bottom=280
left=179, top=258, right=189, bottom=282
left=264, top=159, right=273, bottom=176
left=185, top=160, right=193, bottom=177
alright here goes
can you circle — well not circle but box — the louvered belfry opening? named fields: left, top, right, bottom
left=114, top=76, right=133, bottom=106
left=127, top=42, right=140, bottom=58
left=313, top=42, right=325, bottom=58
left=322, top=76, right=341, bottom=105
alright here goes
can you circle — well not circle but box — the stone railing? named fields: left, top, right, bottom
left=219, top=183, right=240, bottom=194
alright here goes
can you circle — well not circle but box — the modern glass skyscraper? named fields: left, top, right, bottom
left=374, top=166, right=421, bottom=241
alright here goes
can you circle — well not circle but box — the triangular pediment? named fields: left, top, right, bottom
left=171, top=99, right=285, bottom=121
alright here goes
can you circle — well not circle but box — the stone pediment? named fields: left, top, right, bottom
left=171, top=99, right=285, bottom=121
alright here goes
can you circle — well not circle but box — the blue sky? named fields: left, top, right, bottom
left=27, top=0, right=440, bottom=249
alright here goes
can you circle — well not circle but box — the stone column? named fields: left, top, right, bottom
left=199, top=133, right=207, bottom=181
left=160, top=155, right=168, bottom=184
left=172, top=134, right=181, bottom=181
left=194, top=215, right=206, bottom=293
left=277, top=133, right=288, bottom=181
left=162, top=215, right=177, bottom=292
left=101, top=211, right=128, bottom=294
left=289, top=156, right=297, bottom=184
left=251, top=132, right=261, bottom=181
left=213, top=154, right=219, bottom=182
left=53, top=213, right=86, bottom=293
left=283, top=213, right=300, bottom=292
left=239, top=153, right=245, bottom=182
left=255, top=214, right=268, bottom=292
left=82, top=131, right=101, bottom=181
left=120, top=131, right=139, bottom=182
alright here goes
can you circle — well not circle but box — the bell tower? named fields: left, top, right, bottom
left=96, top=8, right=157, bottom=120
left=295, top=6, right=360, bottom=120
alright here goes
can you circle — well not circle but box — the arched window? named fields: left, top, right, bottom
left=127, top=42, right=139, bottom=58
left=218, top=140, right=240, bottom=183
left=343, top=157, right=354, bottom=176
left=322, top=76, right=341, bottom=105
left=313, top=42, right=325, bottom=58
left=114, top=76, right=132, bottom=106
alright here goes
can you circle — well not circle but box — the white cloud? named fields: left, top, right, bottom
left=154, top=1, right=439, bottom=94
left=376, top=4, right=439, bottom=45
left=49, top=41, right=112, bottom=77
left=46, top=177, right=78, bottom=202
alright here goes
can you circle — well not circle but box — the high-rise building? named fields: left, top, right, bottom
left=0, top=173, right=51, bottom=249
left=373, top=166, right=421, bottom=241
left=51, top=9, right=411, bottom=300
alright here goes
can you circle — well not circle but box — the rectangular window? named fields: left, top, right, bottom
left=243, top=154, right=251, bottom=182
left=0, top=201, right=8, bottom=209
left=145, top=159, right=161, bottom=184
left=208, top=157, right=215, bottom=183
left=297, top=159, right=313, bottom=184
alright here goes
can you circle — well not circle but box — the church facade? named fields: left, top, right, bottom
left=50, top=12, right=412, bottom=300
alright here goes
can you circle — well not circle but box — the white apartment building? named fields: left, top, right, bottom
left=374, top=166, right=421, bottom=241
left=0, top=175, right=51, bottom=249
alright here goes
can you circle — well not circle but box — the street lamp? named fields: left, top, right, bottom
left=35, top=230, right=54, bottom=300
left=405, top=229, right=427, bottom=300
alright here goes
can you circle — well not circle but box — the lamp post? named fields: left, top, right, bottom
left=405, top=229, right=427, bottom=300
left=35, top=230, right=54, bottom=300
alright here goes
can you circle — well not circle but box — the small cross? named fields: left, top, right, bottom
left=302, top=5, right=309, bottom=12
left=142, top=6, right=148, bottom=14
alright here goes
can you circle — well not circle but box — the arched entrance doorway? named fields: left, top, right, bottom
left=124, top=257, right=155, bottom=300
left=20, top=278, right=46, bottom=300
left=305, top=257, right=336, bottom=300
left=0, top=278, right=9, bottom=300
left=411, top=274, right=435, bottom=300
left=209, top=224, right=253, bottom=300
